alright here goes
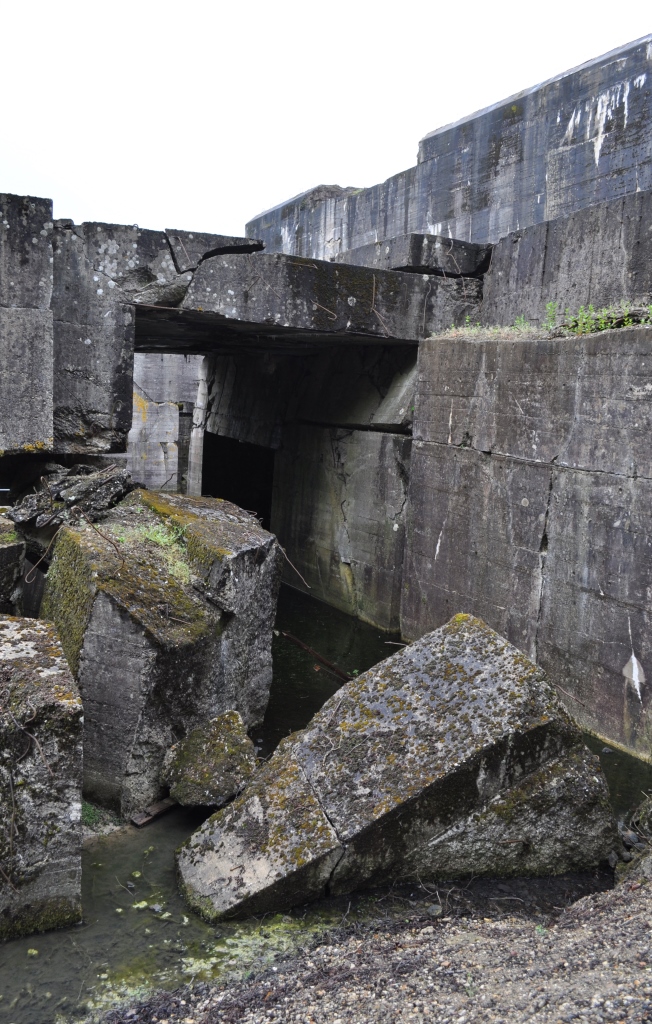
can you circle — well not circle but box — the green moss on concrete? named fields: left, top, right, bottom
left=164, top=711, right=257, bottom=806
left=41, top=527, right=96, bottom=677
left=0, top=896, right=81, bottom=941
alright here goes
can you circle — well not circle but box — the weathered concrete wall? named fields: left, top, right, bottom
left=482, top=187, right=652, bottom=326
left=247, top=36, right=652, bottom=257
left=0, top=194, right=54, bottom=456
left=202, top=345, right=417, bottom=628
left=126, top=353, right=204, bottom=491
left=401, top=326, right=652, bottom=759
left=205, top=346, right=416, bottom=450
left=272, top=426, right=410, bottom=630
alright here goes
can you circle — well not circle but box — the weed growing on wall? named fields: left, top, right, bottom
left=433, top=303, right=652, bottom=341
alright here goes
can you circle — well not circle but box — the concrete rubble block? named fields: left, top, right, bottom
left=162, top=710, right=257, bottom=807
left=177, top=614, right=617, bottom=919
left=40, top=489, right=282, bottom=816
left=0, top=517, right=25, bottom=613
left=126, top=393, right=179, bottom=491
left=271, top=425, right=410, bottom=630
left=0, top=193, right=53, bottom=310
left=400, top=443, right=551, bottom=648
left=165, top=229, right=264, bottom=274
left=536, top=467, right=652, bottom=760
left=182, top=253, right=481, bottom=341
left=0, top=615, right=83, bottom=940
left=0, top=306, right=54, bottom=455
left=336, top=234, right=492, bottom=277
left=8, top=464, right=134, bottom=529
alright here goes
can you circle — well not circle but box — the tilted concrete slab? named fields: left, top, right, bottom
left=177, top=615, right=616, bottom=919
left=175, top=252, right=480, bottom=347
left=0, top=616, right=83, bottom=940
left=336, top=234, right=491, bottom=277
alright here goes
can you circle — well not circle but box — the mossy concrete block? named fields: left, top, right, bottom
left=162, top=710, right=257, bottom=807
left=177, top=748, right=343, bottom=920
left=41, top=489, right=282, bottom=816
left=178, top=615, right=616, bottom=919
left=0, top=517, right=24, bottom=613
left=0, top=615, right=83, bottom=941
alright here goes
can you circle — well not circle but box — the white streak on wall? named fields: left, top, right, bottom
left=448, top=400, right=453, bottom=444
left=623, top=615, right=645, bottom=702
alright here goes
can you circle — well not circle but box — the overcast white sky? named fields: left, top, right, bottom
left=1, top=2, right=650, bottom=236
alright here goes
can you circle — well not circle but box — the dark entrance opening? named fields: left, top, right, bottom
left=202, top=432, right=275, bottom=530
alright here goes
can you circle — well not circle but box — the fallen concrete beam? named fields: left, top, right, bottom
left=336, top=234, right=491, bottom=277
left=180, top=252, right=480, bottom=344
left=0, top=616, right=83, bottom=940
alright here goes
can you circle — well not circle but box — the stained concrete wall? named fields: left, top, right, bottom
left=0, top=194, right=54, bottom=455
left=401, top=326, right=652, bottom=759
left=126, top=353, right=204, bottom=491
left=247, top=36, right=652, bottom=257
left=201, top=345, right=417, bottom=629
left=482, top=187, right=652, bottom=326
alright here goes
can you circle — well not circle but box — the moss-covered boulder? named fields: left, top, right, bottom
left=0, top=615, right=83, bottom=940
left=41, top=489, right=282, bottom=816
left=177, top=614, right=617, bottom=920
left=0, top=515, right=24, bottom=613
left=162, top=710, right=257, bottom=806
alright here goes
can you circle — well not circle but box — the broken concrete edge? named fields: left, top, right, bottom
left=165, top=229, right=264, bottom=274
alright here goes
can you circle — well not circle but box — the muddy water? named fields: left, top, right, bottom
left=0, top=587, right=398, bottom=1024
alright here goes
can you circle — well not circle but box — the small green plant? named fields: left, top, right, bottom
left=81, top=801, right=102, bottom=827
left=513, top=314, right=530, bottom=330
left=142, top=522, right=185, bottom=548
left=544, top=301, right=558, bottom=330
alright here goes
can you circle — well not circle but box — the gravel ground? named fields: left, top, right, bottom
left=94, top=871, right=652, bottom=1024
